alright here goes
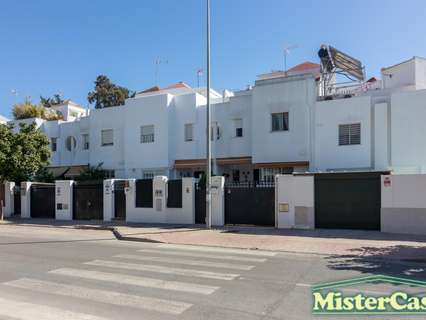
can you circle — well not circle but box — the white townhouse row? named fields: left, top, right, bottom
left=6, top=55, right=426, bottom=181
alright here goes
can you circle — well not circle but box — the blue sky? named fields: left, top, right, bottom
left=0, top=0, right=425, bottom=117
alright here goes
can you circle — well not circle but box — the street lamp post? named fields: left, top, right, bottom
left=206, top=0, right=212, bottom=229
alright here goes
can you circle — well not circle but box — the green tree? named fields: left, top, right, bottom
left=40, top=94, right=64, bottom=108
left=0, top=123, right=51, bottom=183
left=12, top=98, right=45, bottom=120
left=87, top=75, right=134, bottom=109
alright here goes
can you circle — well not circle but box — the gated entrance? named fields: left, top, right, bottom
left=314, top=172, right=383, bottom=230
left=114, top=180, right=126, bottom=220
left=13, top=185, right=21, bottom=216
left=0, top=183, right=5, bottom=211
left=73, top=181, right=103, bottom=220
left=225, top=181, right=275, bottom=226
left=30, top=183, right=55, bottom=218
left=195, top=183, right=206, bottom=224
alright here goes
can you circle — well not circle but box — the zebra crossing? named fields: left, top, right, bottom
left=0, top=243, right=277, bottom=319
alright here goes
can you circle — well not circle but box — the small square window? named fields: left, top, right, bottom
left=234, top=119, right=243, bottom=137
left=339, top=123, right=361, bottom=146
left=141, top=125, right=155, bottom=143
left=101, top=129, right=113, bottom=146
left=271, top=112, right=289, bottom=132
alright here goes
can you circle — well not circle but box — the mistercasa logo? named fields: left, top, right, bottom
left=312, top=275, right=426, bottom=315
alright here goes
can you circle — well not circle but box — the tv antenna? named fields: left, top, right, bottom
left=154, top=57, right=168, bottom=85
left=284, top=44, right=298, bottom=75
left=196, top=68, right=203, bottom=87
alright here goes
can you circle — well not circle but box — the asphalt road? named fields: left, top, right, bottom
left=0, top=225, right=424, bottom=320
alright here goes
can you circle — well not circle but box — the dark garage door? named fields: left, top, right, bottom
left=73, top=182, right=103, bottom=220
left=31, top=183, right=56, bottom=218
left=315, top=173, right=382, bottom=230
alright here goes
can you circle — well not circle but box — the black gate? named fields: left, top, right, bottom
left=0, top=183, right=5, bottom=210
left=195, top=183, right=206, bottom=224
left=73, top=181, right=103, bottom=220
left=114, top=180, right=126, bottom=220
left=225, top=181, right=275, bottom=226
left=167, top=179, right=182, bottom=208
left=13, top=185, right=21, bottom=216
left=135, top=179, right=153, bottom=208
left=30, top=183, right=55, bottom=218
left=315, top=172, right=382, bottom=230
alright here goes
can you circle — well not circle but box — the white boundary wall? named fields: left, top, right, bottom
left=55, top=180, right=73, bottom=220
left=20, top=182, right=32, bottom=218
left=275, top=175, right=314, bottom=229
left=381, top=174, right=426, bottom=235
left=3, top=182, right=15, bottom=217
left=125, top=176, right=195, bottom=224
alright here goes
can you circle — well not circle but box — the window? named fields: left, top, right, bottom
left=184, top=123, right=193, bottom=142
left=101, top=129, right=113, bottom=146
left=82, top=134, right=89, bottom=150
left=65, top=136, right=76, bottom=151
left=271, top=112, right=289, bottom=132
left=211, top=122, right=221, bottom=140
left=234, top=119, right=243, bottom=137
left=141, top=125, right=154, bottom=143
left=339, top=123, right=361, bottom=146
left=51, top=138, right=57, bottom=152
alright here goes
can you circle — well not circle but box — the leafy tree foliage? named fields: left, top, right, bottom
left=87, top=75, right=135, bottom=109
left=12, top=98, right=63, bottom=121
left=40, top=94, right=64, bottom=108
left=0, top=123, right=51, bottom=183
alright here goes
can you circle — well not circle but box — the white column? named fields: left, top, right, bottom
left=55, top=180, right=74, bottom=220
left=20, top=182, right=32, bottom=219
left=103, top=179, right=115, bottom=222
left=3, top=182, right=15, bottom=217
left=153, top=176, right=167, bottom=213
left=182, top=177, right=195, bottom=224
left=211, top=176, right=225, bottom=226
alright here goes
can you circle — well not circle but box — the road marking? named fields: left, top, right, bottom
left=0, top=296, right=110, bottom=320
left=4, top=278, right=192, bottom=315
left=115, top=254, right=254, bottom=271
left=50, top=268, right=218, bottom=295
left=138, top=248, right=267, bottom=262
left=85, top=260, right=239, bottom=280
left=157, top=244, right=277, bottom=256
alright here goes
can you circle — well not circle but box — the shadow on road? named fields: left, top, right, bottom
left=326, top=245, right=426, bottom=279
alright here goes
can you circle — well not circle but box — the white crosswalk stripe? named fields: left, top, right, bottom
left=157, top=244, right=277, bottom=256
left=4, top=278, right=192, bottom=315
left=138, top=248, right=267, bottom=262
left=49, top=268, right=219, bottom=295
left=85, top=259, right=239, bottom=280
left=114, top=254, right=254, bottom=270
left=0, top=296, right=111, bottom=320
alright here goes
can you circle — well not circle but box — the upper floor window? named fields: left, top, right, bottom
left=211, top=122, right=221, bottom=141
left=82, top=134, right=89, bottom=150
left=339, top=123, right=361, bottom=146
left=51, top=138, right=57, bottom=152
left=234, top=119, right=243, bottom=137
left=184, top=123, right=193, bottom=142
left=271, top=112, right=289, bottom=132
left=101, top=129, right=113, bottom=146
left=141, top=125, right=154, bottom=143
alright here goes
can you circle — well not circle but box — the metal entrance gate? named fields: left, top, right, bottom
left=0, top=183, right=4, bottom=210
left=314, top=173, right=382, bottom=230
left=73, top=181, right=103, bottom=220
left=225, top=181, right=275, bottom=226
left=31, top=183, right=55, bottom=218
left=195, top=183, right=206, bottom=224
left=114, top=180, right=126, bottom=220
left=13, top=185, right=21, bottom=215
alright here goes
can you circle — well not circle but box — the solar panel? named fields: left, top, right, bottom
left=318, top=45, right=364, bottom=81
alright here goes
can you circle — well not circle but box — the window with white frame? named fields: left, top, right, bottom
left=339, top=123, right=361, bottom=146
left=101, top=129, right=113, bottom=146
left=271, top=112, right=289, bottom=132
left=51, top=138, right=57, bottom=152
left=82, top=134, right=89, bottom=150
left=141, top=125, right=154, bottom=143
left=184, top=123, right=193, bottom=142
left=234, top=119, right=243, bottom=137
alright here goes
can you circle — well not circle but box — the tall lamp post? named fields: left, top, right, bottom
left=206, top=0, right=212, bottom=229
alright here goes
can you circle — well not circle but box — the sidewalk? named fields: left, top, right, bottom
left=3, top=218, right=426, bottom=261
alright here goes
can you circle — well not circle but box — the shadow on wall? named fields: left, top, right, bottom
left=326, top=245, right=426, bottom=280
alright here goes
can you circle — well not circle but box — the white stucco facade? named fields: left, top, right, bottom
left=5, top=56, right=426, bottom=179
